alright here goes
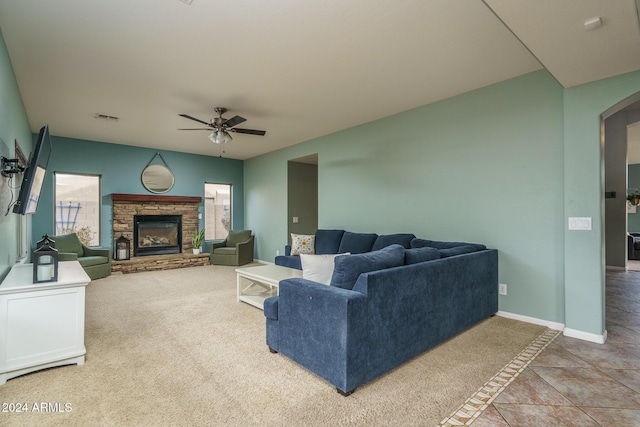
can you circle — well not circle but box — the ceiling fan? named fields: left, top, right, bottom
left=178, top=107, right=266, bottom=144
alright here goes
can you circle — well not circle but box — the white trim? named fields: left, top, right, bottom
left=497, top=311, right=608, bottom=344
left=563, top=327, right=607, bottom=344
left=606, top=265, right=626, bottom=271
left=496, top=311, right=564, bottom=331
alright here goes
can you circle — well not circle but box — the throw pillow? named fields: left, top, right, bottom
left=372, top=233, right=416, bottom=251
left=404, top=247, right=441, bottom=265
left=291, top=233, right=315, bottom=255
left=330, top=244, right=405, bottom=290
left=300, top=253, right=350, bottom=285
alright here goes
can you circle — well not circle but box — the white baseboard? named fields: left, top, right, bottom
left=496, top=311, right=564, bottom=331
left=606, top=265, right=626, bottom=271
left=563, top=327, right=607, bottom=344
left=497, top=311, right=607, bottom=344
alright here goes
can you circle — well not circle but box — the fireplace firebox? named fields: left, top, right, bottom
left=134, top=215, right=182, bottom=256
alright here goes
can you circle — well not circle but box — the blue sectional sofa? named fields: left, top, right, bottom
left=266, top=230, right=498, bottom=395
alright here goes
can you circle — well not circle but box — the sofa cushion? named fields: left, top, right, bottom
left=410, top=238, right=486, bottom=251
left=52, top=233, right=83, bottom=257
left=291, top=233, right=315, bottom=255
left=372, top=233, right=416, bottom=251
left=78, top=256, right=109, bottom=268
left=439, top=245, right=481, bottom=258
left=226, top=230, right=252, bottom=247
left=315, top=229, right=345, bottom=255
left=300, top=253, right=349, bottom=285
left=338, top=232, right=378, bottom=254
left=404, top=247, right=441, bottom=265
left=330, top=244, right=405, bottom=290
left=214, top=247, right=237, bottom=255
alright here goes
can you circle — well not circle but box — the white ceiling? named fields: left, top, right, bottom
left=0, top=0, right=639, bottom=160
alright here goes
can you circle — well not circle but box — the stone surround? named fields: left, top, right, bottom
left=111, top=193, right=205, bottom=272
left=112, top=253, right=210, bottom=274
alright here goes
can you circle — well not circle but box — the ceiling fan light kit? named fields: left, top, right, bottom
left=209, top=129, right=232, bottom=144
left=179, top=107, right=266, bottom=145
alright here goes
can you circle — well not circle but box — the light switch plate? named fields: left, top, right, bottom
left=568, top=217, right=592, bottom=230
left=292, top=217, right=299, bottom=224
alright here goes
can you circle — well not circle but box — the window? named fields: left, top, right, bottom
left=204, top=183, right=231, bottom=240
left=54, top=173, right=101, bottom=247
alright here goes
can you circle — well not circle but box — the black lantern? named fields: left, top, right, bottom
left=36, top=234, right=56, bottom=249
left=114, top=234, right=131, bottom=260
left=33, top=242, right=59, bottom=283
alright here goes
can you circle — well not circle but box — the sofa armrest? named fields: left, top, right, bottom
left=285, top=244, right=292, bottom=256
left=235, top=237, right=253, bottom=250
left=275, top=278, right=368, bottom=393
left=58, top=252, right=78, bottom=261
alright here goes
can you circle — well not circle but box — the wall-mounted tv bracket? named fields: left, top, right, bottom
left=1, top=156, right=25, bottom=177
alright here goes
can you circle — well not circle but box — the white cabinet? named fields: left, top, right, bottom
left=0, top=261, right=90, bottom=385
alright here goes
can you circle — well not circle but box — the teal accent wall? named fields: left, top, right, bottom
left=629, top=164, right=640, bottom=232
left=0, top=28, right=32, bottom=281
left=32, top=137, right=244, bottom=250
left=246, top=70, right=566, bottom=324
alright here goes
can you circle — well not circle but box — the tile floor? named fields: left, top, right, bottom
left=470, top=269, right=640, bottom=426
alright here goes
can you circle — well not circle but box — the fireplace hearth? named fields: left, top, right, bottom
left=134, top=215, right=182, bottom=256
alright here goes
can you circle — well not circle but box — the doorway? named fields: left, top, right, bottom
left=287, top=154, right=318, bottom=244
left=604, top=94, right=640, bottom=270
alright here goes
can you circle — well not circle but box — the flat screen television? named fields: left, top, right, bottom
left=13, top=125, right=52, bottom=215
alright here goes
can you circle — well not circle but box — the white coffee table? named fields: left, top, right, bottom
left=236, top=264, right=302, bottom=309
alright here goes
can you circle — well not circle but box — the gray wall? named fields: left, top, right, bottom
left=287, top=161, right=318, bottom=243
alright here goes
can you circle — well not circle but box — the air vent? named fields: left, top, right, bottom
left=94, top=113, right=119, bottom=121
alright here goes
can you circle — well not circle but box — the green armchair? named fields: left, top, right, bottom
left=208, top=230, right=254, bottom=266
left=52, top=233, right=112, bottom=280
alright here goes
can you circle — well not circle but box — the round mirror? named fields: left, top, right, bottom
left=141, top=164, right=174, bottom=193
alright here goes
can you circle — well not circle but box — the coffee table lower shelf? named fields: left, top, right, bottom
left=236, top=264, right=302, bottom=310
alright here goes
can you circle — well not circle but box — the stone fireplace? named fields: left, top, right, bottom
left=111, top=193, right=208, bottom=273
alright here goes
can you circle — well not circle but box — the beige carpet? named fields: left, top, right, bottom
left=0, top=264, right=546, bottom=426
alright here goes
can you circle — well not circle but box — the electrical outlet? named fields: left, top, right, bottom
left=276, top=250, right=280, bottom=256
left=292, top=216, right=299, bottom=224
left=499, top=283, right=507, bottom=295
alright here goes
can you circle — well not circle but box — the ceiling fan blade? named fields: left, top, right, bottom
left=178, top=128, right=213, bottom=130
left=222, top=115, right=246, bottom=128
left=232, top=128, right=266, bottom=136
left=179, top=114, right=210, bottom=126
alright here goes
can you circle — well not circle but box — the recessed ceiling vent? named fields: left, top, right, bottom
left=94, top=113, right=119, bottom=121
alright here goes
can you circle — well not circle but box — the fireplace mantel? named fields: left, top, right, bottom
left=111, top=193, right=202, bottom=203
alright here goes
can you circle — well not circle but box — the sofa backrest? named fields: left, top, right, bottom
left=338, top=231, right=378, bottom=254
left=330, top=244, right=405, bottom=290
left=314, top=229, right=345, bottom=254
left=52, top=233, right=83, bottom=256
left=226, top=230, right=252, bottom=247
